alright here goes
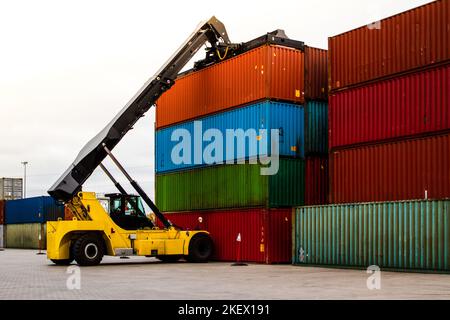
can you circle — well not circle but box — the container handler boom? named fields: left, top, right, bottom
left=46, top=17, right=236, bottom=266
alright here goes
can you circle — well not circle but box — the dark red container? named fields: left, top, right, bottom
left=330, top=132, right=450, bottom=204
left=161, top=208, right=292, bottom=264
left=0, top=200, right=5, bottom=224
left=305, top=156, right=329, bottom=205
left=305, top=46, right=328, bottom=101
left=329, top=63, right=450, bottom=149
left=328, top=0, right=450, bottom=92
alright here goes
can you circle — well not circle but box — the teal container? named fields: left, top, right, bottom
left=305, top=101, right=328, bottom=154
left=293, top=200, right=450, bottom=271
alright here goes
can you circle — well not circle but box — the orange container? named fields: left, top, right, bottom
left=156, top=45, right=327, bottom=129
left=329, top=0, right=450, bottom=92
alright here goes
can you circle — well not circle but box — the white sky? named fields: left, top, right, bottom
left=0, top=0, right=433, bottom=201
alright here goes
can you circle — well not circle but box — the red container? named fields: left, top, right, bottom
left=330, top=132, right=450, bottom=204
left=161, top=208, right=292, bottom=264
left=329, top=63, right=450, bottom=149
left=156, top=45, right=327, bottom=129
left=305, top=46, right=328, bottom=101
left=305, top=156, right=329, bottom=205
left=0, top=200, right=5, bottom=224
left=329, top=0, right=450, bottom=92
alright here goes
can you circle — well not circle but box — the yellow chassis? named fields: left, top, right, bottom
left=47, top=192, right=207, bottom=260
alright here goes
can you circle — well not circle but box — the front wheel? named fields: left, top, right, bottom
left=186, top=233, right=214, bottom=263
left=72, top=234, right=104, bottom=266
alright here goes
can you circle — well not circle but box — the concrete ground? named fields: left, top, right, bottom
left=0, top=249, right=449, bottom=300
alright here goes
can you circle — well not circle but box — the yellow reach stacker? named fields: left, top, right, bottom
left=46, top=17, right=238, bottom=266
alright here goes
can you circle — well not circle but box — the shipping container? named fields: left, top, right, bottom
left=0, top=200, right=4, bottom=224
left=305, top=101, right=328, bottom=154
left=330, top=133, right=450, bottom=204
left=156, top=101, right=304, bottom=173
left=0, top=225, right=4, bottom=248
left=4, top=223, right=46, bottom=249
left=156, top=44, right=328, bottom=129
left=156, top=158, right=305, bottom=212
left=293, top=200, right=450, bottom=271
left=329, top=63, right=450, bottom=149
left=162, top=208, right=292, bottom=263
left=305, top=156, right=329, bottom=206
left=329, top=0, right=450, bottom=91
left=0, top=178, right=23, bottom=200
left=305, top=46, right=328, bottom=101
left=5, top=196, right=64, bottom=224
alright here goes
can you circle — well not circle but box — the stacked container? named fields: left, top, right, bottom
left=0, top=178, right=23, bottom=200
left=328, top=0, right=450, bottom=204
left=3, top=196, right=64, bottom=249
left=0, top=200, right=5, bottom=248
left=0, top=177, right=22, bottom=249
left=155, top=33, right=329, bottom=263
left=293, top=0, right=450, bottom=271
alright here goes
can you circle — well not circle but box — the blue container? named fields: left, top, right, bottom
left=5, top=196, right=64, bottom=224
left=155, top=101, right=305, bottom=173
left=305, top=101, right=328, bottom=155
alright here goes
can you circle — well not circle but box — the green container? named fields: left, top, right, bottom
left=5, top=223, right=47, bottom=249
left=156, top=158, right=305, bottom=212
left=293, top=200, right=450, bottom=271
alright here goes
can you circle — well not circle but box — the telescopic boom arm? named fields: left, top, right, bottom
left=48, top=17, right=233, bottom=205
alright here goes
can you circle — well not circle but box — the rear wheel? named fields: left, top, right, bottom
left=72, top=234, right=104, bottom=266
left=156, top=255, right=182, bottom=263
left=51, top=258, right=74, bottom=266
left=186, top=233, right=213, bottom=263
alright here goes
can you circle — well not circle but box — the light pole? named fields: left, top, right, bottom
left=21, top=161, right=28, bottom=199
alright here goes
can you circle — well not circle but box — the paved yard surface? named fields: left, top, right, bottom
left=0, top=249, right=449, bottom=300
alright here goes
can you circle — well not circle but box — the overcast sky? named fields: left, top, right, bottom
left=0, top=0, right=433, bottom=201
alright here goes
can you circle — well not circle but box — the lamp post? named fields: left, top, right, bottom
left=21, top=161, right=28, bottom=199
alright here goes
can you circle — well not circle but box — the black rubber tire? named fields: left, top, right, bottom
left=72, top=234, right=104, bottom=266
left=51, top=258, right=74, bottom=266
left=156, top=255, right=182, bottom=263
left=186, top=233, right=214, bottom=263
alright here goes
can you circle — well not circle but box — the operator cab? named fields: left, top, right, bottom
left=106, top=193, right=154, bottom=230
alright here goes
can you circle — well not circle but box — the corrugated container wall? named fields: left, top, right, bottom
left=293, top=200, right=450, bottom=271
left=305, top=101, right=328, bottom=154
left=156, top=158, right=305, bottom=212
left=5, top=196, right=65, bottom=224
left=162, top=208, right=292, bottom=263
left=156, top=45, right=303, bottom=129
left=328, top=0, right=450, bottom=91
left=0, top=200, right=5, bottom=224
left=305, top=46, right=328, bottom=101
left=156, top=101, right=305, bottom=173
left=330, top=133, right=450, bottom=204
left=5, top=223, right=46, bottom=249
left=305, top=156, right=329, bottom=205
left=0, top=178, right=23, bottom=200
left=0, top=225, right=4, bottom=248
left=329, top=63, right=450, bottom=149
